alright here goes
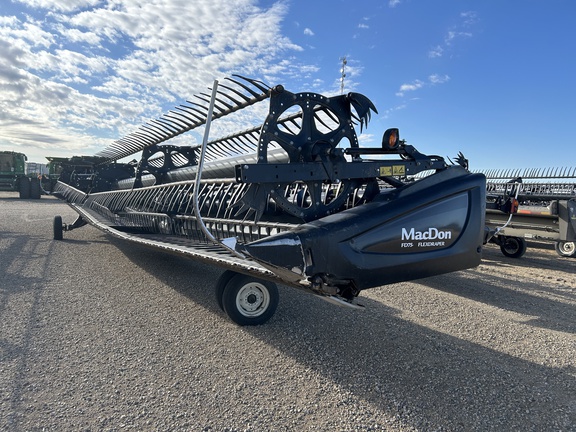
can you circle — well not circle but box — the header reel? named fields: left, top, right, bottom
left=233, top=87, right=447, bottom=222
left=50, top=75, right=487, bottom=325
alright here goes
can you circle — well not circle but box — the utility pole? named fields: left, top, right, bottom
left=339, top=56, right=347, bottom=94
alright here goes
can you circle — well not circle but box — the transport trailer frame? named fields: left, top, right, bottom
left=482, top=167, right=576, bottom=258
left=51, top=76, right=487, bottom=325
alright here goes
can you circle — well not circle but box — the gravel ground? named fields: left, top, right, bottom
left=1, top=192, right=575, bottom=431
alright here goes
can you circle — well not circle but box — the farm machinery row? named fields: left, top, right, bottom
left=44, top=75, right=550, bottom=325
left=0, top=151, right=43, bottom=199
left=481, top=167, right=576, bottom=258
left=0, top=151, right=97, bottom=199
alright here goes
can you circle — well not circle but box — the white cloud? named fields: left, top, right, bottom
left=445, top=31, right=472, bottom=45
left=395, top=74, right=450, bottom=97
left=358, top=23, right=369, bottom=29
left=0, top=0, right=313, bottom=161
left=55, top=24, right=101, bottom=45
left=381, top=101, right=408, bottom=120
left=0, top=17, right=55, bottom=49
left=428, top=74, right=450, bottom=84
left=460, top=11, right=478, bottom=26
left=389, top=0, right=402, bottom=7
left=428, top=45, right=443, bottom=58
left=304, top=28, right=314, bottom=36
left=358, top=132, right=375, bottom=145
left=396, top=80, right=424, bottom=97
left=429, top=11, right=476, bottom=58
left=13, top=0, right=102, bottom=13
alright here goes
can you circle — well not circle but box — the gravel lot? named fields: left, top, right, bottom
left=1, top=192, right=575, bottom=431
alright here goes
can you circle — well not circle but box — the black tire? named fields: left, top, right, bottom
left=554, top=241, right=576, bottom=257
left=53, top=216, right=63, bottom=240
left=30, top=178, right=41, bottom=199
left=221, top=274, right=279, bottom=326
left=499, top=236, right=527, bottom=258
left=19, top=177, right=30, bottom=199
left=215, top=270, right=238, bottom=311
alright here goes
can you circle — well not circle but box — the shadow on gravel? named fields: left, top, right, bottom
left=0, top=196, right=63, bottom=205
left=0, top=230, right=60, bottom=427
left=111, top=238, right=575, bottom=431
left=420, top=249, right=576, bottom=334
left=0, top=233, right=46, bottom=305
left=419, top=275, right=576, bottom=334
left=484, top=243, right=576, bottom=274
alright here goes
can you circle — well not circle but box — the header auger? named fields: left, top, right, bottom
left=50, top=76, right=487, bottom=325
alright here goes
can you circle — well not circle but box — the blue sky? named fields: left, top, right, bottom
left=0, top=0, right=574, bottom=171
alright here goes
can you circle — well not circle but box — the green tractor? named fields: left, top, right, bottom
left=43, top=156, right=67, bottom=193
left=0, top=151, right=42, bottom=199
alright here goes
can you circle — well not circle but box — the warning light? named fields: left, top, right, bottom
left=382, top=128, right=400, bottom=151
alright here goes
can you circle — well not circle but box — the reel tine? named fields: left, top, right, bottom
left=209, top=92, right=235, bottom=111
left=94, top=75, right=272, bottom=163
left=182, top=102, right=209, bottom=117
left=230, top=74, right=271, bottom=95
left=151, top=119, right=177, bottom=134
left=313, top=111, right=332, bottom=130
left=217, top=86, right=251, bottom=108
left=223, top=137, right=250, bottom=154
left=226, top=76, right=263, bottom=98
left=160, top=117, right=185, bottom=132
left=132, top=131, right=157, bottom=145
left=175, top=105, right=204, bottom=122
left=164, top=112, right=193, bottom=128
left=141, top=124, right=167, bottom=140
left=217, top=82, right=254, bottom=104
left=194, top=93, right=229, bottom=113
left=237, top=133, right=260, bottom=151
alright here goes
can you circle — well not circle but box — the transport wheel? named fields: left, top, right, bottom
left=221, top=274, right=279, bottom=326
left=554, top=241, right=576, bottom=258
left=215, top=270, right=238, bottom=311
left=499, top=236, right=526, bottom=258
left=53, top=215, right=63, bottom=241
left=30, top=178, right=41, bottom=199
left=19, top=177, right=30, bottom=199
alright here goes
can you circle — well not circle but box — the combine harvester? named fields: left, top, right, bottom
left=51, top=76, right=490, bottom=325
left=483, top=168, right=576, bottom=258
left=0, top=151, right=42, bottom=199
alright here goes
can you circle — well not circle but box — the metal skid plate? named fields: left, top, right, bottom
left=69, top=203, right=279, bottom=281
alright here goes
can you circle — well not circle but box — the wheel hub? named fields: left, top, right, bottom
left=236, top=283, right=269, bottom=316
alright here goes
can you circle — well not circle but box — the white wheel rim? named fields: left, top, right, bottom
left=236, top=282, right=270, bottom=317
left=561, top=242, right=575, bottom=254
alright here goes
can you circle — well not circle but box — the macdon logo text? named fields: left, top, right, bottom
left=401, top=227, right=452, bottom=241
